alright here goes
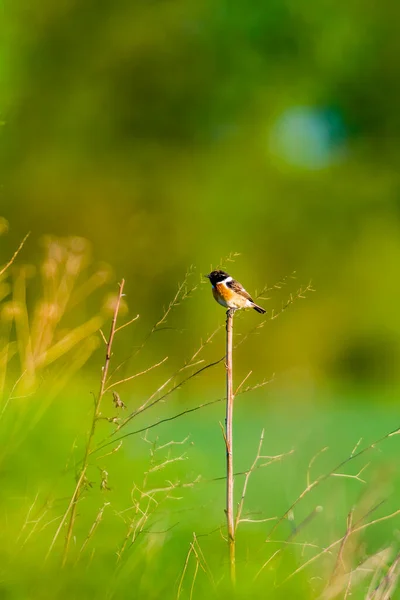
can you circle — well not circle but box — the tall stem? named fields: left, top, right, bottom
left=225, top=308, right=236, bottom=584
left=46, top=280, right=125, bottom=564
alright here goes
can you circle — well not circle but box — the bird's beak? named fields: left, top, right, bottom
left=205, top=274, right=211, bottom=280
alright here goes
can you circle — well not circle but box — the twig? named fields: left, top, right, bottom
left=235, top=429, right=265, bottom=530
left=156, top=436, right=190, bottom=451
left=0, top=231, right=30, bottom=277
left=91, top=397, right=224, bottom=457
left=281, top=506, right=400, bottom=585
left=328, top=508, right=354, bottom=587
left=90, top=376, right=275, bottom=460
left=269, top=283, right=315, bottom=321
left=234, top=370, right=252, bottom=396
left=114, top=314, right=140, bottom=334
left=105, top=320, right=225, bottom=436
left=77, top=502, right=110, bottom=561
left=323, top=547, right=393, bottom=600
left=112, top=357, right=224, bottom=434
left=266, top=425, right=400, bottom=541
left=307, top=447, right=328, bottom=488
left=371, top=552, right=400, bottom=599
left=145, top=453, right=188, bottom=474
left=190, top=560, right=199, bottom=600
left=104, top=356, right=168, bottom=392
left=108, top=267, right=197, bottom=384
left=177, top=539, right=195, bottom=599
left=176, top=532, right=214, bottom=599
left=154, top=266, right=197, bottom=331
left=331, top=462, right=370, bottom=484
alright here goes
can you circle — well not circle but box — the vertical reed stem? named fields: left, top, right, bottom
left=46, top=280, right=125, bottom=564
left=225, top=308, right=236, bottom=585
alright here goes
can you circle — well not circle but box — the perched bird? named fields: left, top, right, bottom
left=206, top=270, right=266, bottom=314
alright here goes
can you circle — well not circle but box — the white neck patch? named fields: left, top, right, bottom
left=220, top=276, right=232, bottom=284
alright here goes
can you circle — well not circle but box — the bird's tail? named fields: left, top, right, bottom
left=252, top=303, right=266, bottom=314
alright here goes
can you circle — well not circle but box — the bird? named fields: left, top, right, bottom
left=205, top=270, right=266, bottom=314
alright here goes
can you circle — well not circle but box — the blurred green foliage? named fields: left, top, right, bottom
left=1, top=0, right=400, bottom=387
left=1, top=1, right=400, bottom=598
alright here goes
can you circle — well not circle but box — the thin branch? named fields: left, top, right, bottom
left=154, top=266, right=197, bottom=331
left=177, top=540, right=194, bottom=599
left=156, top=437, right=190, bottom=452
left=307, top=447, right=328, bottom=488
left=281, top=506, right=400, bottom=585
left=269, top=282, right=315, bottom=321
left=255, top=271, right=297, bottom=298
left=328, top=508, right=354, bottom=587
left=104, top=356, right=168, bottom=392
left=88, top=372, right=274, bottom=466
left=266, top=425, right=400, bottom=541
left=323, top=548, right=394, bottom=600
left=0, top=232, right=30, bottom=277
left=114, top=314, right=140, bottom=334
left=104, top=317, right=225, bottom=436
left=176, top=532, right=214, bottom=600
left=91, top=397, right=224, bottom=457
left=371, top=552, right=400, bottom=600
left=77, top=502, right=110, bottom=561
left=95, top=441, right=123, bottom=461
left=189, top=560, right=199, bottom=600
left=145, top=453, right=188, bottom=474
left=235, top=429, right=265, bottom=530
left=254, top=550, right=282, bottom=580
left=331, top=462, right=370, bottom=484
left=240, top=517, right=278, bottom=524
left=107, top=267, right=197, bottom=385
left=207, top=449, right=294, bottom=484
left=99, top=329, right=107, bottom=345
left=112, top=357, right=224, bottom=434
left=234, top=370, right=252, bottom=396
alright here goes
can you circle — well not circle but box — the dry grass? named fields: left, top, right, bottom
left=2, top=225, right=400, bottom=599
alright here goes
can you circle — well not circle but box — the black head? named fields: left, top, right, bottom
left=206, top=270, right=230, bottom=285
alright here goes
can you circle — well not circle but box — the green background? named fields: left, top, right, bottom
left=1, top=1, right=400, bottom=598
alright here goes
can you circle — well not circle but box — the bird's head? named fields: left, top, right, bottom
left=205, top=270, right=230, bottom=286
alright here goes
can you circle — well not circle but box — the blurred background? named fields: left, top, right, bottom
left=2, top=0, right=400, bottom=393
left=3, top=0, right=400, bottom=392
left=1, top=1, right=400, bottom=598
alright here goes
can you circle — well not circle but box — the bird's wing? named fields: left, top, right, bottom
left=227, top=279, right=254, bottom=302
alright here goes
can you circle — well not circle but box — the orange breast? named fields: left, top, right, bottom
left=215, top=282, right=248, bottom=309
left=216, top=282, right=234, bottom=302
left=212, top=285, right=228, bottom=307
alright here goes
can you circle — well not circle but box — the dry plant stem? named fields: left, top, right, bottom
left=371, top=552, right=400, bottom=600
left=328, top=508, right=354, bottom=588
left=254, top=427, right=400, bottom=583
left=235, top=429, right=265, bottom=530
left=280, top=505, right=400, bottom=585
left=266, top=424, right=400, bottom=542
left=90, top=374, right=273, bottom=461
left=177, top=533, right=215, bottom=599
left=47, top=279, right=125, bottom=564
left=0, top=231, right=30, bottom=277
left=225, top=308, right=236, bottom=585
left=107, top=266, right=197, bottom=383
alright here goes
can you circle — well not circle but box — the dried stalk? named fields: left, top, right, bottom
left=281, top=505, right=400, bottom=585
left=46, top=279, right=125, bottom=563
left=225, top=308, right=235, bottom=585
left=266, top=425, right=400, bottom=543
left=0, top=231, right=30, bottom=277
